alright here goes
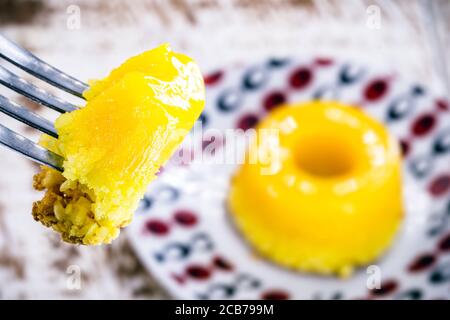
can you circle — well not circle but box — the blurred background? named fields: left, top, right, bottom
left=0, top=0, right=449, bottom=299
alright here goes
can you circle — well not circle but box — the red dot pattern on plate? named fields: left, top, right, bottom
left=261, top=290, right=290, bottom=300
left=212, top=256, right=234, bottom=271
left=186, top=265, right=211, bottom=280
left=174, top=210, right=198, bottom=227
left=400, top=139, right=410, bottom=157
left=438, top=233, right=450, bottom=252
left=364, top=79, right=389, bottom=101
left=175, top=256, right=234, bottom=283
left=369, top=280, right=398, bottom=296
left=263, top=91, right=287, bottom=112
left=436, top=99, right=449, bottom=111
left=428, top=174, right=450, bottom=197
left=314, top=57, right=333, bottom=66
left=145, top=219, right=169, bottom=235
left=289, top=67, right=313, bottom=89
left=236, top=113, right=259, bottom=130
left=408, top=253, right=436, bottom=272
left=172, top=273, right=186, bottom=285
left=204, top=70, right=224, bottom=86
left=411, top=113, right=437, bottom=137
left=202, top=134, right=224, bottom=155
left=143, top=210, right=199, bottom=236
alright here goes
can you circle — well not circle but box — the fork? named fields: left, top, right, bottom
left=0, top=34, right=88, bottom=171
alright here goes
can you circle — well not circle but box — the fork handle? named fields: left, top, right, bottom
left=0, top=94, right=58, bottom=138
left=0, top=123, right=63, bottom=171
left=0, top=65, right=78, bottom=113
left=0, top=34, right=88, bottom=98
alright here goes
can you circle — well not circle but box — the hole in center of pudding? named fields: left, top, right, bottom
left=295, top=134, right=356, bottom=178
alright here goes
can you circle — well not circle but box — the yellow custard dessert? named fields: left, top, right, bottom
left=228, top=101, right=403, bottom=277
left=32, top=44, right=205, bottom=245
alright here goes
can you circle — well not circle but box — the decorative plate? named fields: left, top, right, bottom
left=127, top=57, right=450, bottom=300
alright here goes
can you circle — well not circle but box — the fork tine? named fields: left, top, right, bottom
left=0, top=65, right=78, bottom=113
left=0, top=123, right=63, bottom=171
left=0, top=34, right=88, bottom=98
left=0, top=94, right=57, bottom=138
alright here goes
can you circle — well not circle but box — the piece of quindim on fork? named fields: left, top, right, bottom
left=0, top=34, right=88, bottom=171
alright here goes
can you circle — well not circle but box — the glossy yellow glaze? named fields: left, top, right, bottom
left=33, top=44, right=205, bottom=245
left=228, top=101, right=403, bottom=276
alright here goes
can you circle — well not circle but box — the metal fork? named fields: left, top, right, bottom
left=0, top=34, right=89, bottom=171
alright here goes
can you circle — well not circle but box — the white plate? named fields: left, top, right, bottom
left=128, top=56, right=450, bottom=299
